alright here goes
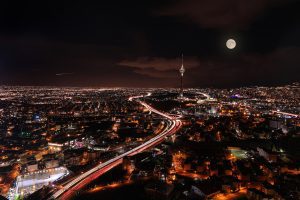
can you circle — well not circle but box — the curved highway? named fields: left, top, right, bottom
left=271, top=110, right=299, bottom=118
left=50, top=93, right=182, bottom=199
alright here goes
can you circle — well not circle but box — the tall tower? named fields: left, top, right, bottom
left=179, top=54, right=185, bottom=98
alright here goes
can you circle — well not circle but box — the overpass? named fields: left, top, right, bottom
left=271, top=110, right=299, bottom=118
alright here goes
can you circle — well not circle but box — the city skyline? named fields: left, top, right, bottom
left=1, top=84, right=299, bottom=200
left=0, top=2, right=299, bottom=200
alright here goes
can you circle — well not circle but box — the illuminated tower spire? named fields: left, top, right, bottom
left=179, top=54, right=185, bottom=98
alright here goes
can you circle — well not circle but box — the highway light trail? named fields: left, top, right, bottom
left=50, top=93, right=182, bottom=200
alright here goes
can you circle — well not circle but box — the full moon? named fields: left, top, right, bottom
left=226, top=39, right=236, bottom=49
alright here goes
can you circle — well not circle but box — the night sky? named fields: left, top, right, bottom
left=0, top=0, right=299, bottom=88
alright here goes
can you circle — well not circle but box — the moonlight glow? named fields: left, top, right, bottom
left=226, top=39, right=236, bottom=49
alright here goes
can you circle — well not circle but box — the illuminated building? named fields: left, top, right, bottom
left=179, top=54, right=185, bottom=98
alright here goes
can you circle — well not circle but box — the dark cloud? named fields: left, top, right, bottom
left=55, top=73, right=73, bottom=76
left=158, top=0, right=285, bottom=29
left=118, top=57, right=200, bottom=78
left=117, top=47, right=300, bottom=88
left=0, top=34, right=298, bottom=88
left=188, top=47, right=300, bottom=87
left=0, top=1, right=298, bottom=87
